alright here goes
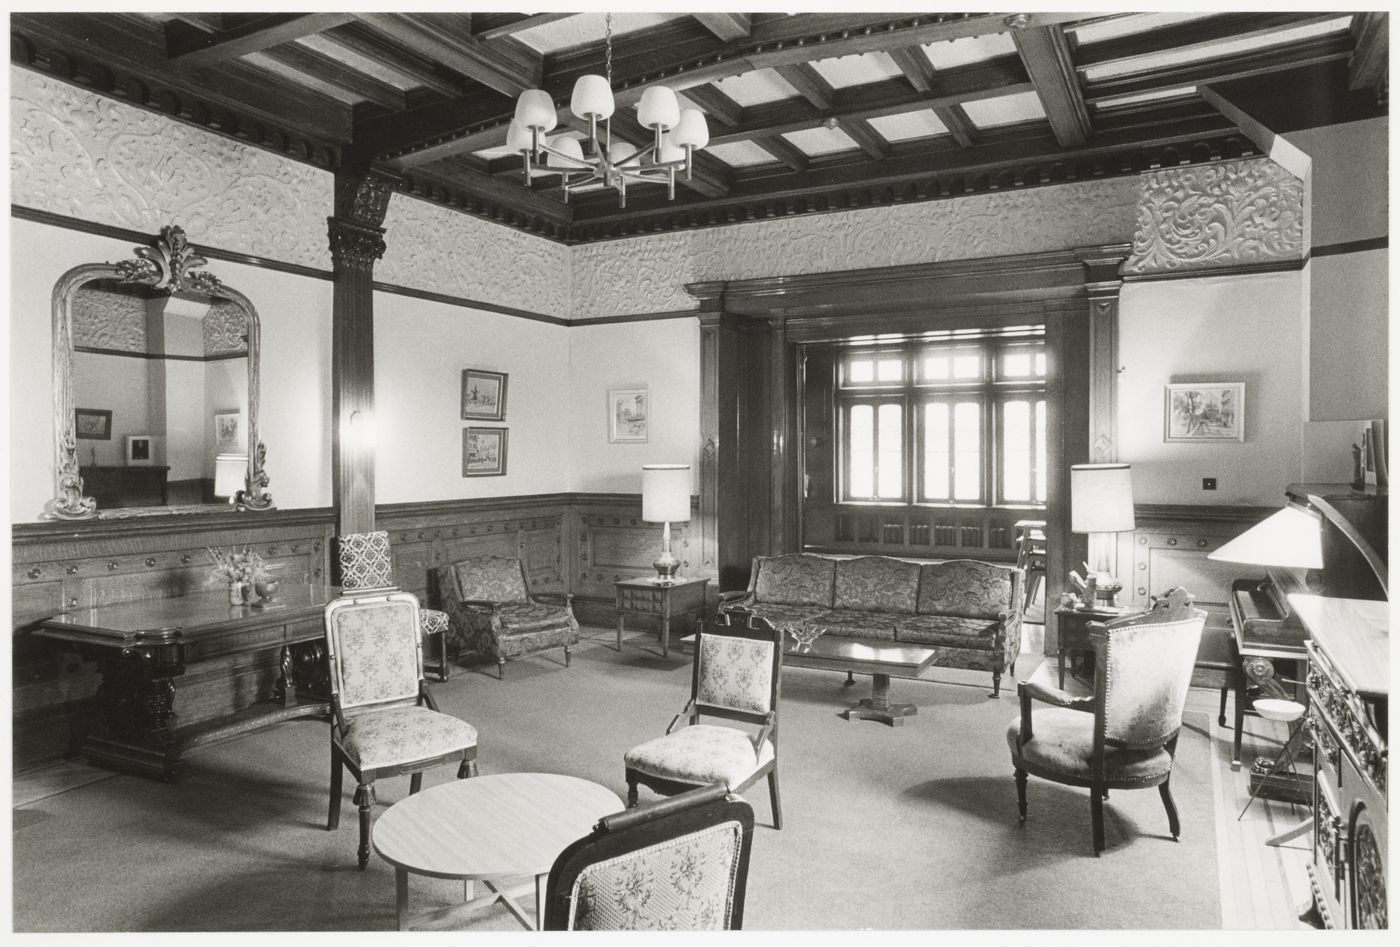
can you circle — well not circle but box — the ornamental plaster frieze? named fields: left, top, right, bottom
left=1123, top=157, right=1305, bottom=276
left=9, top=68, right=332, bottom=270
left=204, top=301, right=249, bottom=356
left=570, top=177, right=1138, bottom=319
left=378, top=194, right=572, bottom=319
left=72, top=287, right=147, bottom=352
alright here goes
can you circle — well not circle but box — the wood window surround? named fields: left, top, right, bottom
left=689, top=245, right=1126, bottom=609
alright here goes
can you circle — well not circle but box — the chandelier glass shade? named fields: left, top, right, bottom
left=506, top=14, right=708, bottom=207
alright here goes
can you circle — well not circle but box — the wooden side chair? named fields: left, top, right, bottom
left=624, top=612, right=784, bottom=829
left=1008, top=587, right=1206, bottom=855
left=323, top=590, right=479, bottom=869
left=337, top=530, right=451, bottom=682
left=544, top=783, right=755, bottom=931
left=436, top=555, right=579, bottom=680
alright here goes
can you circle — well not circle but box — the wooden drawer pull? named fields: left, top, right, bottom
left=66, top=565, right=79, bottom=575
left=27, top=568, right=41, bottom=579
left=145, top=558, right=157, bottom=567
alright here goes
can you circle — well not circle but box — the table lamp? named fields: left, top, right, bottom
left=213, top=454, right=247, bottom=505
left=642, top=464, right=691, bottom=584
left=1070, top=463, right=1135, bottom=607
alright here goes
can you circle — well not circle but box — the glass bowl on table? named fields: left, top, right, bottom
left=782, top=621, right=826, bottom=653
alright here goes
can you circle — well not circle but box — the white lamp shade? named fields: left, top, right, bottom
left=505, top=120, right=534, bottom=154
left=547, top=136, right=585, bottom=165
left=570, top=74, right=615, bottom=120
left=1070, top=463, right=1135, bottom=533
left=637, top=86, right=680, bottom=131
left=672, top=108, right=710, bottom=149
left=642, top=464, right=691, bottom=523
left=214, top=454, right=246, bottom=499
left=514, top=89, right=557, bottom=131
left=609, top=142, right=639, bottom=168
left=654, top=133, right=684, bottom=165
left=1208, top=505, right=1324, bottom=570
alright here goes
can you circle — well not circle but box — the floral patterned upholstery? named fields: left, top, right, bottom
left=340, top=705, right=478, bottom=771
left=568, top=822, right=745, bottom=930
left=338, top=530, right=394, bottom=590
left=451, top=556, right=529, bottom=604
left=812, top=609, right=899, bottom=641
left=917, top=560, right=1017, bottom=618
left=624, top=725, right=775, bottom=790
left=326, top=597, right=421, bottom=709
left=833, top=556, right=921, bottom=613
left=697, top=635, right=775, bottom=714
left=732, top=603, right=826, bottom=631
left=421, top=608, right=449, bottom=636
left=751, top=555, right=835, bottom=607
left=1006, top=708, right=1174, bottom=787
left=896, top=614, right=1001, bottom=649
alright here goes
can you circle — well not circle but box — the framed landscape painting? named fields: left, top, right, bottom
left=462, top=369, right=507, bottom=421
left=608, top=387, right=649, bottom=443
left=1164, top=383, right=1245, bottom=442
left=75, top=408, right=112, bottom=440
left=213, top=411, right=241, bottom=451
left=463, top=427, right=507, bottom=477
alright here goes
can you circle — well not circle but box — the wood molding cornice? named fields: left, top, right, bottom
left=12, top=507, right=337, bottom=544
left=1134, top=503, right=1273, bottom=525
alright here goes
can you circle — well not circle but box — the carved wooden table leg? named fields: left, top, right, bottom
left=841, top=673, right=918, bottom=726
left=274, top=645, right=298, bottom=707
left=291, top=640, right=331, bottom=702
left=86, top=645, right=186, bottom=780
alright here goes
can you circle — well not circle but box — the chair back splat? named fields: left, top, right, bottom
left=324, top=592, right=423, bottom=711
left=544, top=783, right=755, bottom=931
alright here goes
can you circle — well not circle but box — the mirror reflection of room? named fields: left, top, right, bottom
left=72, top=279, right=248, bottom=508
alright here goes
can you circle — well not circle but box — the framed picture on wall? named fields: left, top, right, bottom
left=463, top=427, right=508, bottom=477
left=213, top=411, right=242, bottom=451
left=125, top=434, right=154, bottom=466
left=1164, top=382, right=1245, bottom=442
left=608, top=387, right=649, bottom=443
left=462, top=369, right=508, bottom=421
left=75, top=408, right=112, bottom=440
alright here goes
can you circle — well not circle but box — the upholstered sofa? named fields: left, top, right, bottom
left=718, top=554, right=1024, bottom=696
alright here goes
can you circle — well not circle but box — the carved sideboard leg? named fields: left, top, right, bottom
left=274, top=645, right=298, bottom=707
left=292, top=640, right=331, bottom=701
left=86, top=647, right=186, bottom=780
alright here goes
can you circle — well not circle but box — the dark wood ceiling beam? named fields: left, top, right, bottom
left=407, top=158, right=573, bottom=226
left=165, top=13, right=355, bottom=66
left=680, top=84, right=744, bottom=127
left=1012, top=25, right=1090, bottom=147
left=840, top=118, right=890, bottom=160
left=887, top=45, right=975, bottom=147
left=755, top=136, right=809, bottom=172
left=471, top=13, right=573, bottom=41
left=261, top=43, right=405, bottom=111
left=774, top=63, right=836, bottom=111
left=694, top=13, right=752, bottom=43
left=322, top=23, right=464, bottom=97
left=1349, top=12, right=1388, bottom=94
left=1074, top=12, right=1350, bottom=70
left=603, top=111, right=733, bottom=199
left=1084, top=33, right=1355, bottom=103
left=354, top=13, right=541, bottom=97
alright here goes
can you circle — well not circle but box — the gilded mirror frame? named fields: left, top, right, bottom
left=48, top=225, right=273, bottom=519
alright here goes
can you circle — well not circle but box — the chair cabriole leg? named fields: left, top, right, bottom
left=1014, top=768, right=1028, bottom=821
left=1160, top=779, right=1181, bottom=840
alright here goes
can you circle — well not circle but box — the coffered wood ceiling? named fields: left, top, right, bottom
left=10, top=10, right=1389, bottom=244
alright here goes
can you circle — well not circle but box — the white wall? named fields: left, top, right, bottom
left=565, top=319, right=702, bottom=494
left=1118, top=270, right=1304, bottom=505
left=71, top=353, right=149, bottom=467
left=373, top=292, right=571, bottom=502
left=7, top=218, right=333, bottom=520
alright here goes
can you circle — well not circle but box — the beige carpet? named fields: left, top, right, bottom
left=11, top=628, right=1219, bottom=931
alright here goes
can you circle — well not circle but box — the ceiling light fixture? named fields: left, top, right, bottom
left=507, top=13, right=709, bottom=208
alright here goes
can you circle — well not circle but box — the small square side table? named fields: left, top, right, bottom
left=1052, top=604, right=1140, bottom=686
left=614, top=576, right=709, bottom=658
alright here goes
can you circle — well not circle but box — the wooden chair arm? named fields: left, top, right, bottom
left=532, top=592, right=573, bottom=607
left=751, top=712, right=776, bottom=753
left=420, top=684, right=441, bottom=713
left=459, top=599, right=500, bottom=610
left=1020, top=662, right=1094, bottom=711
left=665, top=699, right=697, bottom=735
left=718, top=590, right=752, bottom=605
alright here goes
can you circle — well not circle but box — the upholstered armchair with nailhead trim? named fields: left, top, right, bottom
left=436, top=555, right=578, bottom=680
left=337, top=530, right=451, bottom=682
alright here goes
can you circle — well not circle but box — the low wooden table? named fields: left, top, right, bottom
left=614, top=575, right=709, bottom=658
left=783, top=636, right=941, bottom=726
left=372, top=772, right=623, bottom=931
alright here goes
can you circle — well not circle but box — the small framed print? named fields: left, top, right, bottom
left=608, top=387, right=649, bottom=443
left=461, top=369, right=508, bottom=421
left=1164, top=383, right=1245, bottom=442
left=213, top=411, right=242, bottom=451
left=463, top=427, right=507, bottom=477
left=125, top=434, right=154, bottom=466
left=75, top=408, right=112, bottom=440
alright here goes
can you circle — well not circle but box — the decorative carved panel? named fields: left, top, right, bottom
left=203, top=300, right=249, bottom=356
left=377, top=194, right=572, bottom=319
left=1124, top=157, right=1305, bottom=276
left=9, top=68, right=332, bottom=270
left=72, top=287, right=146, bottom=352
left=571, top=178, right=1138, bottom=319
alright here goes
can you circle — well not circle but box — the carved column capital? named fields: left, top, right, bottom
left=327, top=218, right=387, bottom=270
left=327, top=169, right=398, bottom=271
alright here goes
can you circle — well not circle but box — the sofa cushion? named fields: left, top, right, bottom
left=897, top=614, right=1001, bottom=650
left=918, top=559, right=1016, bottom=619
left=753, top=555, right=836, bottom=608
left=833, top=556, right=921, bottom=614
left=812, top=609, right=899, bottom=641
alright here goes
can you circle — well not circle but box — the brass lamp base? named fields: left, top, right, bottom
left=652, top=521, right=680, bottom=584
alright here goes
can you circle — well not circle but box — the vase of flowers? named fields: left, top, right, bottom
left=206, top=546, right=268, bottom=607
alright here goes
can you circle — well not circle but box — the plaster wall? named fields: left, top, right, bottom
left=71, top=353, right=150, bottom=467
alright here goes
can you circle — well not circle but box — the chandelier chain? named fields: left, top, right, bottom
left=604, top=12, right=613, bottom=86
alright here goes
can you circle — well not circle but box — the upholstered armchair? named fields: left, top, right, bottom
left=337, top=530, right=451, bottom=682
left=1008, top=587, right=1206, bottom=855
left=323, top=591, right=479, bottom=869
left=436, top=555, right=579, bottom=680
left=624, top=611, right=784, bottom=828
left=544, top=783, right=755, bottom=931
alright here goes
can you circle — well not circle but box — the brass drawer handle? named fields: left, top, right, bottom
left=66, top=565, right=79, bottom=575
left=267, top=546, right=278, bottom=555
left=27, top=568, right=41, bottom=579
left=68, top=596, right=78, bottom=607
left=145, top=558, right=157, bottom=567
left=108, top=561, right=119, bottom=571
left=181, top=555, right=192, bottom=564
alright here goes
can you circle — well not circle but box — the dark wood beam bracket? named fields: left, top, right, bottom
left=355, top=12, right=541, bottom=98
left=1013, top=24, right=1091, bottom=148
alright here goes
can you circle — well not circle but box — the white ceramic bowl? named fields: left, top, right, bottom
left=1253, top=698, right=1305, bottom=722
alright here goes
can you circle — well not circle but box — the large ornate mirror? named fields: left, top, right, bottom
left=49, top=225, right=273, bottom=519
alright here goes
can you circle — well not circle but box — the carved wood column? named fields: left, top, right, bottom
left=699, top=309, right=753, bottom=593
left=327, top=171, right=397, bottom=536
left=766, top=314, right=798, bottom=554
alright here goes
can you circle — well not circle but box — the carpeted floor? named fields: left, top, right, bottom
left=11, top=628, right=1220, bottom=932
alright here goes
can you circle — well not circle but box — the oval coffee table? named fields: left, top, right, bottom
left=372, top=772, right=623, bottom=931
